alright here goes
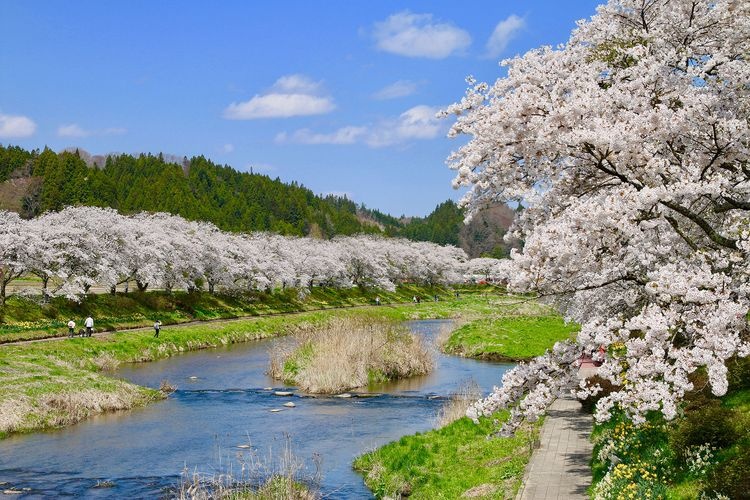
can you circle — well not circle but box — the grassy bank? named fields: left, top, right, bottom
left=354, top=295, right=580, bottom=499
left=0, top=288, right=504, bottom=438
left=269, top=316, right=433, bottom=393
left=443, top=315, right=579, bottom=360
left=354, top=412, right=542, bottom=499
left=0, top=284, right=454, bottom=343
left=588, top=358, right=750, bottom=499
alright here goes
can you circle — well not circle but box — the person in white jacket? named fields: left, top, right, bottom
left=67, top=320, right=76, bottom=338
left=84, top=316, right=94, bottom=337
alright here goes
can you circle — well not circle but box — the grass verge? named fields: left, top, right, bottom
left=353, top=412, right=542, bottom=499
left=443, top=315, right=579, bottom=360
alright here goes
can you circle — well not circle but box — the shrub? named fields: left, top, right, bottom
left=669, top=402, right=738, bottom=457
left=704, top=445, right=750, bottom=499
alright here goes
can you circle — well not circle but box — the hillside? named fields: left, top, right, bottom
left=0, top=144, right=516, bottom=255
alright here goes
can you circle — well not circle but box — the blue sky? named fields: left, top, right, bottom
left=0, top=1, right=601, bottom=216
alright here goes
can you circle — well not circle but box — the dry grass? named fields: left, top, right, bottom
left=435, top=380, right=483, bottom=428
left=160, top=379, right=177, bottom=394
left=39, top=386, right=151, bottom=427
left=177, top=435, right=320, bottom=500
left=92, top=352, right=120, bottom=371
left=269, top=317, right=433, bottom=394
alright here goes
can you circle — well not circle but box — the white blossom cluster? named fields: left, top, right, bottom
left=0, top=206, right=470, bottom=302
left=450, top=0, right=750, bottom=431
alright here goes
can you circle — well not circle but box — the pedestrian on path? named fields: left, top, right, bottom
left=67, top=319, right=76, bottom=338
left=84, top=316, right=94, bottom=337
left=153, top=320, right=162, bottom=338
left=375, top=296, right=381, bottom=306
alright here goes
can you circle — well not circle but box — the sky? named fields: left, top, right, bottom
left=0, top=0, right=602, bottom=216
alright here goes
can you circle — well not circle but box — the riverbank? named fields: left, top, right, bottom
left=354, top=301, right=578, bottom=499
left=0, top=284, right=457, bottom=343
left=354, top=410, right=542, bottom=499
left=442, top=299, right=579, bottom=360
left=0, top=288, right=499, bottom=438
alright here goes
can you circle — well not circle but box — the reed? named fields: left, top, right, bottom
left=269, top=317, right=433, bottom=393
left=435, top=380, right=482, bottom=428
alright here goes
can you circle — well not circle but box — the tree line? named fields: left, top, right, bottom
left=0, top=206, right=506, bottom=305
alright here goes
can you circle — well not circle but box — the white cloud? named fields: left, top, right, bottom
left=367, top=105, right=443, bottom=147
left=58, top=124, right=90, bottom=137
left=223, top=74, right=335, bottom=120
left=272, top=74, right=322, bottom=94
left=0, top=113, right=36, bottom=138
left=277, top=105, right=444, bottom=148
left=221, top=143, right=235, bottom=153
left=275, top=126, right=367, bottom=145
left=57, top=124, right=127, bottom=138
left=486, top=15, right=525, bottom=58
left=373, top=80, right=420, bottom=100
left=373, top=11, right=471, bottom=59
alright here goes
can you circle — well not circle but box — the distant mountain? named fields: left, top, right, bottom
left=0, top=144, right=516, bottom=256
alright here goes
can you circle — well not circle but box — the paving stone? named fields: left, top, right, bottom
left=516, top=395, right=593, bottom=500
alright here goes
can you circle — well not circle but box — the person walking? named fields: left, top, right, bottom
left=375, top=296, right=381, bottom=306
left=84, top=316, right=94, bottom=337
left=67, top=319, right=76, bottom=338
left=153, top=320, right=162, bottom=338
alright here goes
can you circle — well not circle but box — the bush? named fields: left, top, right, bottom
left=727, top=356, right=750, bottom=392
left=670, top=402, right=738, bottom=458
left=704, top=445, right=750, bottom=499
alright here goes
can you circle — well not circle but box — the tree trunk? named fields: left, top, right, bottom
left=110, top=285, right=116, bottom=295
left=136, top=280, right=148, bottom=292
left=208, top=282, right=215, bottom=294
left=42, top=276, right=50, bottom=302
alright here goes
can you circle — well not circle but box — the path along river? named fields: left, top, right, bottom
left=0, top=320, right=513, bottom=498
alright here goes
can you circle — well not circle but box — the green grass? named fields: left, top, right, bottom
left=444, top=315, right=579, bottom=360
left=0, top=284, right=457, bottom=343
left=354, top=413, right=542, bottom=499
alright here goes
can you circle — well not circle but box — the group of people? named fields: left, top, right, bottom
left=66, top=317, right=163, bottom=338
left=67, top=316, right=95, bottom=338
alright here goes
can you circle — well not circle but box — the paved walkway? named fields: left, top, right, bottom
left=516, top=390, right=594, bottom=499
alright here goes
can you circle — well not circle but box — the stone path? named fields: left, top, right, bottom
left=516, top=391, right=594, bottom=499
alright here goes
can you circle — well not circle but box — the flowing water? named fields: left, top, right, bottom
left=0, top=320, right=513, bottom=499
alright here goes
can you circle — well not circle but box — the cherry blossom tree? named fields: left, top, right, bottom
left=445, top=0, right=750, bottom=432
left=0, top=212, right=27, bottom=305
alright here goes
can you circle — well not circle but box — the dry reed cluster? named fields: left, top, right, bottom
left=435, top=380, right=482, bottom=428
left=269, top=317, right=433, bottom=393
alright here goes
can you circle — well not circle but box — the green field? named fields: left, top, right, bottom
left=354, top=412, right=541, bottom=499
left=444, top=314, right=579, bottom=360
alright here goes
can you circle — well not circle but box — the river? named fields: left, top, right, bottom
left=0, top=320, right=513, bottom=499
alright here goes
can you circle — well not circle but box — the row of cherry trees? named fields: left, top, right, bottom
left=0, top=206, right=477, bottom=304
